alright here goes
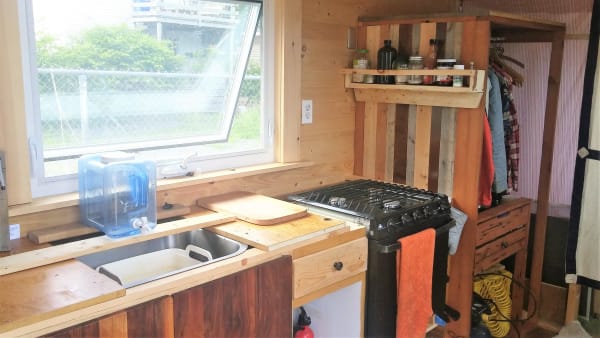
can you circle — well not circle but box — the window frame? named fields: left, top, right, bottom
left=19, top=0, right=276, bottom=198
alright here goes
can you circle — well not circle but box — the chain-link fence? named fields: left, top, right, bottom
left=38, top=68, right=260, bottom=156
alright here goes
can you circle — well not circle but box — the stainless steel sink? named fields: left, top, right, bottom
left=78, top=229, right=247, bottom=288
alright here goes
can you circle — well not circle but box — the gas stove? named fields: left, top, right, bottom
left=289, top=179, right=459, bottom=336
left=287, top=179, right=452, bottom=244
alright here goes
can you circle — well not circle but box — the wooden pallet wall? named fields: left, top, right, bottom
left=354, top=20, right=465, bottom=195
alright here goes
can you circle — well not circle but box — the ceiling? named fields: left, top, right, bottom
left=463, top=0, right=593, bottom=14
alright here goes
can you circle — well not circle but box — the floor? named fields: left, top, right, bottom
left=427, top=318, right=600, bottom=338
left=426, top=325, right=556, bottom=338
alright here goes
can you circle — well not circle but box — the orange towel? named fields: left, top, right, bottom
left=396, top=228, right=436, bottom=338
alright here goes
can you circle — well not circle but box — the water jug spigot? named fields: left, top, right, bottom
left=131, top=217, right=153, bottom=234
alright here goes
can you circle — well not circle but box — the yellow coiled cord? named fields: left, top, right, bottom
left=473, top=269, right=513, bottom=337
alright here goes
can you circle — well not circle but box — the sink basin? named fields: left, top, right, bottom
left=78, top=229, right=248, bottom=288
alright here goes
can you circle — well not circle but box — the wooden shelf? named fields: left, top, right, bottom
left=341, top=68, right=485, bottom=108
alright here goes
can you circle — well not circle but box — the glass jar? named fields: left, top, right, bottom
left=407, top=56, right=424, bottom=85
left=352, top=49, right=369, bottom=83
left=395, top=62, right=408, bottom=84
left=435, top=58, right=456, bottom=86
left=453, top=64, right=465, bottom=87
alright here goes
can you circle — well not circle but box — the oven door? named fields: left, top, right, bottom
left=364, top=221, right=458, bottom=338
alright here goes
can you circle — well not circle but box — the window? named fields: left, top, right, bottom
left=20, top=0, right=273, bottom=197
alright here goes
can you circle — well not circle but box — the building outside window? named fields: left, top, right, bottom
left=19, top=0, right=273, bottom=197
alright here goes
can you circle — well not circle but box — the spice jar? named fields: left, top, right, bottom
left=407, top=56, right=424, bottom=85
left=453, top=64, right=465, bottom=87
left=352, top=49, right=369, bottom=83
left=435, top=59, right=456, bottom=86
left=395, top=61, right=408, bottom=84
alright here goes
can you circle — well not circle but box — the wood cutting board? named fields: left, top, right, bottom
left=196, top=191, right=308, bottom=225
left=0, top=259, right=125, bottom=333
left=210, top=214, right=347, bottom=251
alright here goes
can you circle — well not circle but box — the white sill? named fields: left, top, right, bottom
left=9, top=161, right=313, bottom=217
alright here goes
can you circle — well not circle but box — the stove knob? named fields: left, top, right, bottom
left=412, top=210, right=423, bottom=219
left=401, top=213, right=412, bottom=224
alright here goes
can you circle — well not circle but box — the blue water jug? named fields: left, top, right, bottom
left=78, top=152, right=157, bottom=238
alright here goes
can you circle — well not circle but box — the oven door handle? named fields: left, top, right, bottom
left=375, top=221, right=455, bottom=254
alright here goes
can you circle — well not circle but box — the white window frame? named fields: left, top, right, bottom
left=19, top=0, right=275, bottom=198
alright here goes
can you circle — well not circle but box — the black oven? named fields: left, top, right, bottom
left=288, top=179, right=459, bottom=337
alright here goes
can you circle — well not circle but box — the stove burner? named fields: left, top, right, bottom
left=288, top=179, right=451, bottom=242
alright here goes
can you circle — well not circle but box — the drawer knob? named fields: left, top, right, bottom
left=333, top=261, right=344, bottom=271
left=501, top=241, right=509, bottom=248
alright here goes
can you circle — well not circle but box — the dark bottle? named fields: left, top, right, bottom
left=376, top=40, right=397, bottom=84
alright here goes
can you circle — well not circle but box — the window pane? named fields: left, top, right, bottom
left=28, top=0, right=266, bottom=178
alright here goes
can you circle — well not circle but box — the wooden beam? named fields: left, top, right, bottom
left=274, top=0, right=302, bottom=163
left=413, top=106, right=432, bottom=189
left=445, top=19, right=490, bottom=338
left=362, top=102, right=378, bottom=178
left=529, top=29, right=566, bottom=325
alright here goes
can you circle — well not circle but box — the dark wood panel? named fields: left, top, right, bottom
left=257, top=256, right=293, bottom=338
left=41, top=320, right=99, bottom=338
left=127, top=297, right=173, bottom=338
left=173, top=256, right=292, bottom=338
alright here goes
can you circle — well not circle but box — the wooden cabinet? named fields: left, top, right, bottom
left=44, top=256, right=292, bottom=338
left=350, top=10, right=565, bottom=337
left=42, top=298, right=170, bottom=338
left=173, top=255, right=292, bottom=338
left=293, top=237, right=367, bottom=299
left=474, top=198, right=531, bottom=320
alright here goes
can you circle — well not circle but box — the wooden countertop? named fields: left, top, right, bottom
left=0, top=211, right=361, bottom=337
left=0, top=259, right=124, bottom=333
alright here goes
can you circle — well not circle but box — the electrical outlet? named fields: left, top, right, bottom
left=302, top=99, right=313, bottom=124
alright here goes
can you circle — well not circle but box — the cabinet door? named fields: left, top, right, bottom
left=173, top=256, right=292, bottom=338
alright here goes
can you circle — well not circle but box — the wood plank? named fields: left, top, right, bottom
left=126, top=297, right=174, bottom=338
left=354, top=101, right=366, bottom=176
left=0, top=212, right=235, bottom=276
left=529, top=29, right=566, bottom=325
left=196, top=192, right=307, bottom=225
left=394, top=104, right=409, bottom=184
left=99, top=311, right=127, bottom=338
left=406, top=105, right=416, bottom=186
left=353, top=88, right=484, bottom=108
left=428, top=107, right=442, bottom=191
left=28, top=223, right=99, bottom=245
left=209, top=214, right=346, bottom=251
left=0, top=260, right=125, bottom=333
left=375, top=104, right=388, bottom=180
left=257, top=256, right=292, bottom=337
left=438, top=108, right=456, bottom=195
left=353, top=25, right=367, bottom=176
left=274, top=0, right=301, bottom=163
left=0, top=1, right=31, bottom=206
left=362, top=102, right=378, bottom=178
left=445, top=19, right=490, bottom=338
left=385, top=105, right=397, bottom=181
left=413, top=105, right=432, bottom=189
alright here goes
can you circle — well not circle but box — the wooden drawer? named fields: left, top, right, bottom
left=474, top=226, right=528, bottom=274
left=293, top=237, right=367, bottom=299
left=477, top=204, right=530, bottom=247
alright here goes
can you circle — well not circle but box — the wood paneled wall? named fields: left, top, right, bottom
left=6, top=0, right=458, bottom=234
